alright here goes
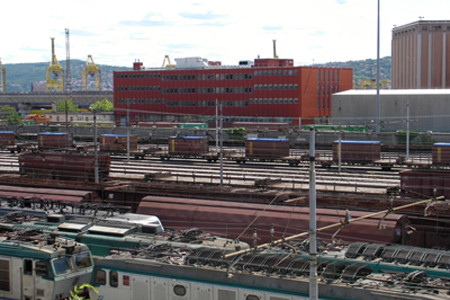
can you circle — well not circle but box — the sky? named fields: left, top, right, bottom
left=2, top=0, right=449, bottom=68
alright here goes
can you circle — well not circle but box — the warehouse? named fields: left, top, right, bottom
left=332, top=89, right=450, bottom=132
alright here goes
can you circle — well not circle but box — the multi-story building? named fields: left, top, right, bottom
left=392, top=20, right=450, bottom=89
left=113, top=57, right=352, bottom=126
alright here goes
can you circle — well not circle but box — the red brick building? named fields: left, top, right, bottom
left=113, top=57, right=352, bottom=126
left=392, top=20, right=450, bottom=89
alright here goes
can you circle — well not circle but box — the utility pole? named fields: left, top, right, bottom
left=309, top=128, right=318, bottom=300
left=376, top=0, right=381, bottom=132
left=219, top=101, right=224, bottom=186
left=93, top=108, right=99, bottom=183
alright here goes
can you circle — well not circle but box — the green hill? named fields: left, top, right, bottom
left=1, top=57, right=392, bottom=92
left=2, top=59, right=131, bottom=92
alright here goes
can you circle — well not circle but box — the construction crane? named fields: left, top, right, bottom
left=0, top=58, right=5, bottom=93
left=82, top=55, right=101, bottom=91
left=46, top=37, right=64, bottom=92
left=355, top=79, right=391, bottom=89
left=162, top=55, right=175, bottom=68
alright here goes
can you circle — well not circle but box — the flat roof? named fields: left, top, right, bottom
left=334, top=89, right=450, bottom=96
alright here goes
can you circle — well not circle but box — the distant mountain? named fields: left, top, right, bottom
left=2, top=59, right=131, bottom=92
left=1, top=57, right=392, bottom=93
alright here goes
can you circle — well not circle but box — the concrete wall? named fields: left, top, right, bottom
left=332, top=90, right=450, bottom=132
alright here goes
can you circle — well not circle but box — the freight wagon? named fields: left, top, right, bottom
left=400, top=168, right=450, bottom=199
left=100, top=134, right=138, bottom=153
left=37, top=132, right=73, bottom=150
left=137, top=196, right=407, bottom=246
left=432, top=142, right=450, bottom=166
left=18, top=151, right=111, bottom=182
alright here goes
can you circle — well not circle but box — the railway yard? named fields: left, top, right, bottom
left=0, top=129, right=448, bottom=299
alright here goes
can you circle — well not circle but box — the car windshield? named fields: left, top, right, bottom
left=52, top=257, right=73, bottom=275
left=74, top=252, right=92, bottom=269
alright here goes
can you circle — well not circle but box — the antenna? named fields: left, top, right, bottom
left=65, top=28, right=72, bottom=94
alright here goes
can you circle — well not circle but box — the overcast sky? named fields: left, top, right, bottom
left=2, top=0, right=449, bottom=67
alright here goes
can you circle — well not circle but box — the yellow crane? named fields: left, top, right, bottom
left=82, top=55, right=101, bottom=91
left=162, top=55, right=175, bottom=68
left=0, top=58, right=5, bottom=93
left=355, top=79, right=391, bottom=89
left=46, top=37, right=64, bottom=92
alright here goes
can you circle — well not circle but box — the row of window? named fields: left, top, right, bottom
left=115, top=98, right=299, bottom=107
left=116, top=84, right=300, bottom=94
left=115, top=68, right=302, bottom=81
left=249, top=98, right=299, bottom=105
left=134, top=114, right=295, bottom=124
left=198, top=73, right=253, bottom=80
left=116, top=98, right=164, bottom=105
left=318, top=69, right=340, bottom=82
left=254, top=69, right=298, bottom=77
left=254, top=84, right=298, bottom=90
left=117, top=86, right=161, bottom=92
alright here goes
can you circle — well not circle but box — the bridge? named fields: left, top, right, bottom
left=0, top=91, right=113, bottom=109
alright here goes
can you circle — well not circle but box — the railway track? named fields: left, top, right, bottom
left=0, top=151, right=401, bottom=194
left=108, top=156, right=400, bottom=194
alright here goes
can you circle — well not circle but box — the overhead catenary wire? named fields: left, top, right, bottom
left=224, top=195, right=445, bottom=259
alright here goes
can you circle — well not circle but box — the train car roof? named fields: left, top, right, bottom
left=333, top=140, right=380, bottom=144
left=169, top=136, right=207, bottom=139
left=38, top=132, right=69, bottom=135
left=246, top=138, right=289, bottom=141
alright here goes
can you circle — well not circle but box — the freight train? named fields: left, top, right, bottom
left=91, top=241, right=450, bottom=300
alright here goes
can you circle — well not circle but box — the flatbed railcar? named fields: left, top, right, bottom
left=91, top=242, right=450, bottom=300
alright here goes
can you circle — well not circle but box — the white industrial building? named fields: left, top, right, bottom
left=331, top=89, right=450, bottom=133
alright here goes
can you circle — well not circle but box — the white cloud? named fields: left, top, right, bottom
left=1, top=0, right=449, bottom=67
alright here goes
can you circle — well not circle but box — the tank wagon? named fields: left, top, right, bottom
left=18, top=151, right=111, bottom=182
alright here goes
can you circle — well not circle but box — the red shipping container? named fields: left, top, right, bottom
left=332, top=140, right=380, bottom=163
left=432, top=143, right=450, bottom=166
left=245, top=138, right=289, bottom=159
left=18, top=152, right=110, bottom=182
left=168, top=136, right=209, bottom=155
left=38, top=132, right=72, bottom=149
left=100, top=134, right=138, bottom=152
left=0, top=131, right=15, bottom=147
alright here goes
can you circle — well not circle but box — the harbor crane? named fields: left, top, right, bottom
left=46, top=37, right=64, bottom=92
left=82, top=55, right=102, bottom=91
left=0, top=58, right=5, bottom=93
left=162, top=55, right=175, bottom=68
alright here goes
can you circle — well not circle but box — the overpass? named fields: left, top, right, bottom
left=0, top=91, right=113, bottom=109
